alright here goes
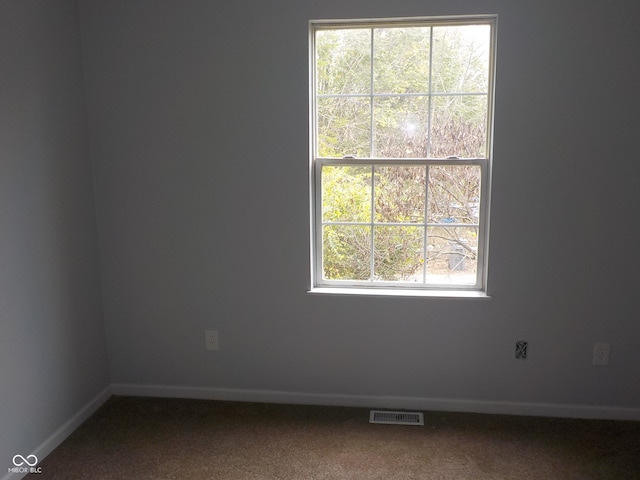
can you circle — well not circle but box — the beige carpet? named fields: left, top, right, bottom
left=37, top=396, right=640, bottom=479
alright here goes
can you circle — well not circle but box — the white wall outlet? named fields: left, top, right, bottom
left=592, top=342, right=609, bottom=366
left=205, top=330, right=219, bottom=351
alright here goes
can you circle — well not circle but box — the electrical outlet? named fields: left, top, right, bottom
left=205, top=330, right=219, bottom=351
left=593, top=342, right=609, bottom=366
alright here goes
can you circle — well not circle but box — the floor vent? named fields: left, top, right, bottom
left=369, top=410, right=424, bottom=426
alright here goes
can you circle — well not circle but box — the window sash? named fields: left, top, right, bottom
left=313, top=158, right=488, bottom=290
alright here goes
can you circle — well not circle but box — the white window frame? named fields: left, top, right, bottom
left=309, top=15, right=497, bottom=296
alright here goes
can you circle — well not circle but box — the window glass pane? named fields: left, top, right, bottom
left=430, top=95, right=487, bottom=158
left=425, top=226, right=478, bottom=282
left=322, top=165, right=372, bottom=222
left=431, top=25, right=490, bottom=94
left=373, top=27, right=430, bottom=94
left=318, top=97, right=371, bottom=157
left=374, top=226, right=424, bottom=281
left=374, top=166, right=426, bottom=223
left=373, top=96, right=429, bottom=158
left=316, top=29, right=371, bottom=95
left=427, top=165, right=481, bottom=224
left=323, top=225, right=371, bottom=280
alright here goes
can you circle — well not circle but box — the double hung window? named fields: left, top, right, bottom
left=310, top=16, right=496, bottom=293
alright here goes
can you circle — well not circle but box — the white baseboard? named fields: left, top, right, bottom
left=111, top=383, right=640, bottom=421
left=2, top=385, right=113, bottom=480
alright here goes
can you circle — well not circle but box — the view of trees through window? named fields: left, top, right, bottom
left=313, top=20, right=493, bottom=287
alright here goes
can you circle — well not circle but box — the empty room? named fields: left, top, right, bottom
left=1, top=0, right=639, bottom=478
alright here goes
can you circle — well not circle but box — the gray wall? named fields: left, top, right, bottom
left=0, top=0, right=109, bottom=468
left=82, top=0, right=638, bottom=411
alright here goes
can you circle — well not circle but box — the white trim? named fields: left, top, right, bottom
left=111, top=383, right=640, bottom=421
left=2, top=385, right=112, bottom=480
left=308, top=287, right=490, bottom=298
left=311, top=14, right=498, bottom=30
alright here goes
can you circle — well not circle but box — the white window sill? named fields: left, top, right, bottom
left=308, top=287, right=491, bottom=299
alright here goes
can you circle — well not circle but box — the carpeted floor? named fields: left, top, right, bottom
left=36, top=396, right=640, bottom=479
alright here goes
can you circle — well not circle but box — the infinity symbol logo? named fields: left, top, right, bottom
left=12, top=454, right=38, bottom=467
